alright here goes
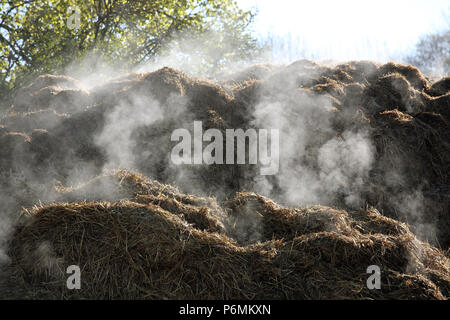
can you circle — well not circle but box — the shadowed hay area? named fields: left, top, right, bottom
left=5, top=171, right=450, bottom=300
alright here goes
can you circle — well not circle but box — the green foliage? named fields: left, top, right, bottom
left=0, top=0, right=259, bottom=100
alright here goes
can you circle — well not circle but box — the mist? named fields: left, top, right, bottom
left=0, top=2, right=448, bottom=278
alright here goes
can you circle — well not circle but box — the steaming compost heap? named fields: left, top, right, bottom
left=0, top=60, right=449, bottom=299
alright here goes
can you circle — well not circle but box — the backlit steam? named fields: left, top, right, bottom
left=0, top=31, right=448, bottom=280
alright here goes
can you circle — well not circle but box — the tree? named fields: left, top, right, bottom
left=0, top=0, right=259, bottom=100
left=405, top=30, right=450, bottom=77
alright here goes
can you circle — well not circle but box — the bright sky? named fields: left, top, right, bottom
left=236, top=0, right=450, bottom=62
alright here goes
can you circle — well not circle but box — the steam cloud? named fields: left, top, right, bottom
left=0, top=31, right=445, bottom=270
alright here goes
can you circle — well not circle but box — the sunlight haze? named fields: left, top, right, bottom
left=237, top=0, right=450, bottom=61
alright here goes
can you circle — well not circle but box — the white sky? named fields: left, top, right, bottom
left=236, top=0, right=450, bottom=62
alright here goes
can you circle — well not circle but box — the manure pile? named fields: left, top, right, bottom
left=5, top=170, right=450, bottom=299
left=0, top=60, right=449, bottom=299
